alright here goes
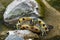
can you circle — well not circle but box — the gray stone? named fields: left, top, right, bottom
left=3, top=0, right=40, bottom=24
left=5, top=30, right=39, bottom=40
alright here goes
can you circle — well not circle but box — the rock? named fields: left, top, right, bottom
left=5, top=30, right=39, bottom=40
left=3, top=0, right=41, bottom=24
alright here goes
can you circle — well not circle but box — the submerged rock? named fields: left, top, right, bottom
left=5, top=30, right=39, bottom=40
left=3, top=0, right=41, bottom=24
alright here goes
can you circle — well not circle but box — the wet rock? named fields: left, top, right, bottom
left=3, top=0, right=41, bottom=24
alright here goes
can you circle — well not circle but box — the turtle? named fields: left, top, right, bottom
left=5, top=30, right=39, bottom=40
left=16, top=17, right=49, bottom=36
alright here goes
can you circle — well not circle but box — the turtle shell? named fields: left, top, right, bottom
left=3, top=0, right=41, bottom=24
left=16, top=17, right=49, bottom=34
